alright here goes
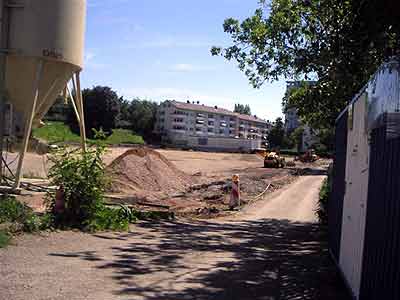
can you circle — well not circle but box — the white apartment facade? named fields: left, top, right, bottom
left=284, top=81, right=319, bottom=152
left=154, top=100, right=270, bottom=152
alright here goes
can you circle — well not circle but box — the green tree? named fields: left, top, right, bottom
left=234, top=103, right=252, bottom=115
left=211, top=0, right=400, bottom=129
left=127, top=99, right=159, bottom=140
left=268, top=117, right=285, bottom=148
left=68, top=86, right=121, bottom=138
left=290, top=126, right=304, bottom=152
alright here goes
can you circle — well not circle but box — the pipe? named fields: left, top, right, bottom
left=13, top=60, right=44, bottom=189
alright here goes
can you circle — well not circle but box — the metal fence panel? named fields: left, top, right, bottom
left=330, top=111, right=348, bottom=261
left=360, top=113, right=400, bottom=300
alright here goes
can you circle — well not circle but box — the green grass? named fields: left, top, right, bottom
left=0, top=230, right=10, bottom=248
left=33, top=122, right=144, bottom=145
left=33, top=122, right=81, bottom=144
left=105, top=129, right=144, bottom=145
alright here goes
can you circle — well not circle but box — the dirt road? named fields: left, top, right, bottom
left=0, top=173, right=349, bottom=300
left=238, top=174, right=325, bottom=222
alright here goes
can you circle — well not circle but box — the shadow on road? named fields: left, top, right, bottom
left=50, top=219, right=350, bottom=300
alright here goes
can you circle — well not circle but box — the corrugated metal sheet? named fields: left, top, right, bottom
left=360, top=113, right=400, bottom=300
left=330, top=110, right=348, bottom=261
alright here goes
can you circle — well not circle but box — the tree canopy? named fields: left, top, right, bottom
left=67, top=86, right=159, bottom=140
left=212, top=0, right=400, bottom=129
left=267, top=117, right=285, bottom=148
left=68, top=86, right=120, bottom=138
left=234, top=103, right=252, bottom=115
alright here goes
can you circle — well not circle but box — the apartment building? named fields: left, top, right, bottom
left=284, top=81, right=319, bottom=151
left=154, top=100, right=270, bottom=152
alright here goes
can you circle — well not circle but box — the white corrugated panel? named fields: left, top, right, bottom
left=340, top=93, right=370, bottom=299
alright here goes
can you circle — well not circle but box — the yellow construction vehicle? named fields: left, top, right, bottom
left=264, top=152, right=285, bottom=168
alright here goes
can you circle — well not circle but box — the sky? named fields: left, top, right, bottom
left=82, top=0, right=287, bottom=122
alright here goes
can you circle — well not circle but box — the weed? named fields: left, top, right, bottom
left=0, top=197, right=28, bottom=223
left=0, top=230, right=10, bottom=248
left=0, top=197, right=54, bottom=247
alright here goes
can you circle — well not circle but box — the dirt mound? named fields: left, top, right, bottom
left=106, top=147, right=193, bottom=197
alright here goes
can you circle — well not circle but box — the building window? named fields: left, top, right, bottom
left=208, top=121, right=214, bottom=126
left=174, top=110, right=186, bottom=115
left=174, top=118, right=184, bottom=123
left=208, top=128, right=213, bottom=133
left=219, top=129, right=224, bottom=134
left=208, top=114, right=214, bottom=118
left=173, top=125, right=186, bottom=131
left=230, top=117, right=235, bottom=122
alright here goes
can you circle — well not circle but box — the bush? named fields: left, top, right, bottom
left=317, top=179, right=330, bottom=225
left=0, top=197, right=27, bottom=223
left=0, top=196, right=54, bottom=246
left=317, top=166, right=333, bottom=225
left=46, top=141, right=134, bottom=231
left=86, top=206, right=136, bottom=232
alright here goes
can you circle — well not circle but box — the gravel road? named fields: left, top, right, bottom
left=0, top=172, right=350, bottom=300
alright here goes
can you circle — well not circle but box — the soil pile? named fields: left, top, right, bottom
left=106, top=147, right=193, bottom=197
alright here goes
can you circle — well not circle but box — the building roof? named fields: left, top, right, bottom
left=168, top=100, right=267, bottom=124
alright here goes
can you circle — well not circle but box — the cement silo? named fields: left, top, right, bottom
left=0, top=0, right=87, bottom=189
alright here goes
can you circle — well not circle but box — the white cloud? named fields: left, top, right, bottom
left=84, top=51, right=108, bottom=70
left=169, top=63, right=216, bottom=73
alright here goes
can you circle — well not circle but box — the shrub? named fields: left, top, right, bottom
left=46, top=140, right=134, bottom=231
left=317, top=165, right=333, bottom=225
left=0, top=197, right=27, bottom=223
left=0, top=196, right=54, bottom=246
left=317, top=179, right=330, bottom=225
left=86, top=206, right=135, bottom=232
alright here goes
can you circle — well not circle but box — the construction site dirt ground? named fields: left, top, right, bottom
left=10, top=147, right=307, bottom=217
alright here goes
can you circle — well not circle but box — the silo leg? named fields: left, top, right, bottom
left=14, top=60, right=44, bottom=189
left=72, top=72, right=86, bottom=152
left=66, top=85, right=81, bottom=124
